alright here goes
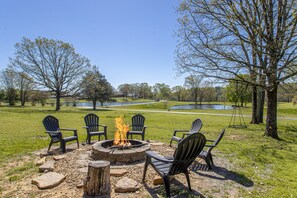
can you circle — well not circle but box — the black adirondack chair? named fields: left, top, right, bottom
left=198, top=129, right=225, bottom=169
left=126, top=114, right=147, bottom=141
left=143, top=132, right=206, bottom=197
left=42, top=115, right=79, bottom=153
left=170, top=119, right=202, bottom=147
left=84, top=113, right=107, bottom=144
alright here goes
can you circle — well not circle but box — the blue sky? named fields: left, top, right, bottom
left=0, top=0, right=187, bottom=89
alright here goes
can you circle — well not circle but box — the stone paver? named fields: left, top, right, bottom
left=32, top=172, right=65, bottom=189
left=39, top=160, right=55, bottom=172
left=115, top=177, right=141, bottom=193
left=110, top=169, right=128, bottom=177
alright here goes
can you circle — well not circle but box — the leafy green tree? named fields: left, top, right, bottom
left=226, top=79, right=251, bottom=106
left=153, top=83, right=171, bottom=100
left=118, top=83, right=131, bottom=100
left=139, top=83, right=152, bottom=99
left=80, top=66, right=113, bottom=110
left=0, top=89, right=5, bottom=105
left=1, top=68, right=18, bottom=106
left=184, top=75, right=203, bottom=105
left=172, top=86, right=185, bottom=101
left=11, top=37, right=90, bottom=111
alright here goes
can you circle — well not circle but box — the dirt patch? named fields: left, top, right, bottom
left=0, top=142, right=254, bottom=197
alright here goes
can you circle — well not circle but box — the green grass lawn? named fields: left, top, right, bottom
left=0, top=102, right=296, bottom=197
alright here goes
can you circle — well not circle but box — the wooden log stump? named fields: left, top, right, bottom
left=84, top=160, right=111, bottom=196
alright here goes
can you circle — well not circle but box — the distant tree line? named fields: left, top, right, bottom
left=1, top=37, right=296, bottom=113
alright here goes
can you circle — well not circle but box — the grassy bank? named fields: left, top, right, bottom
left=0, top=104, right=296, bottom=197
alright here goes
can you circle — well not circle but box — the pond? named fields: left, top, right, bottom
left=169, top=104, right=233, bottom=110
left=73, top=101, right=154, bottom=107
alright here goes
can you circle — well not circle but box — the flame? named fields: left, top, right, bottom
left=113, top=116, right=130, bottom=146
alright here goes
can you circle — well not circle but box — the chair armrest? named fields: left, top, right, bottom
left=59, top=128, right=77, bottom=136
left=46, top=130, right=60, bottom=134
left=99, top=124, right=107, bottom=128
left=173, top=130, right=189, bottom=136
left=206, top=139, right=215, bottom=142
left=146, top=151, right=173, bottom=163
left=60, top=128, right=77, bottom=131
left=83, top=126, right=88, bottom=129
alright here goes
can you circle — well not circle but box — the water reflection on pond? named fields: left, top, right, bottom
left=170, top=104, right=233, bottom=110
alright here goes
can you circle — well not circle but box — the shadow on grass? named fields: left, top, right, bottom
left=143, top=177, right=205, bottom=198
left=190, top=162, right=254, bottom=187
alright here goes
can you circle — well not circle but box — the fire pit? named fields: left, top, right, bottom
left=91, top=139, right=150, bottom=163
left=91, top=116, right=150, bottom=163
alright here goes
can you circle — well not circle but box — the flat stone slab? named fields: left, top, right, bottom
left=115, top=177, right=141, bottom=193
left=153, top=176, right=163, bottom=185
left=110, top=169, right=128, bottom=177
left=35, top=157, right=46, bottom=166
left=153, top=176, right=173, bottom=185
left=39, top=160, right=55, bottom=172
left=150, top=142, right=164, bottom=146
left=32, top=172, right=65, bottom=189
left=53, top=155, right=66, bottom=161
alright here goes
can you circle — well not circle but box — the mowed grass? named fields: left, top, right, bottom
left=0, top=103, right=296, bottom=197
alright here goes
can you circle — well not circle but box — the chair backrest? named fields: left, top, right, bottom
left=214, top=129, right=225, bottom=145
left=131, top=114, right=145, bottom=131
left=43, top=115, right=60, bottom=132
left=84, top=113, right=99, bottom=132
left=189, top=119, right=203, bottom=134
left=169, top=133, right=206, bottom=175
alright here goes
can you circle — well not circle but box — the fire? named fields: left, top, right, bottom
left=113, top=116, right=130, bottom=146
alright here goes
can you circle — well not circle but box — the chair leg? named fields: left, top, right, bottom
left=142, top=156, right=149, bottom=182
left=185, top=171, right=192, bottom=191
left=163, top=175, right=171, bottom=197
left=209, top=153, right=214, bottom=165
left=142, top=134, right=144, bottom=141
left=76, top=139, right=79, bottom=148
left=205, top=156, right=212, bottom=170
left=104, top=133, right=107, bottom=140
left=88, top=135, right=91, bottom=144
left=48, top=140, right=53, bottom=152
left=61, top=140, right=66, bottom=153
left=169, top=139, right=173, bottom=147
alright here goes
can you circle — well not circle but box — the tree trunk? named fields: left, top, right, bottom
left=250, top=85, right=258, bottom=124
left=84, top=160, right=110, bottom=196
left=257, top=88, right=265, bottom=123
left=55, top=91, right=61, bottom=111
left=92, top=100, right=96, bottom=110
left=265, top=87, right=279, bottom=139
left=20, top=88, right=25, bottom=106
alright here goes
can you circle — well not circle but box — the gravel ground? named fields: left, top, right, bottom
left=0, top=142, right=253, bottom=197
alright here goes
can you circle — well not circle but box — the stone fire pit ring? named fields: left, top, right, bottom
left=91, top=140, right=151, bottom=163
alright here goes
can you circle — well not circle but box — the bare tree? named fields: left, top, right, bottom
left=11, top=37, right=90, bottom=111
left=176, top=0, right=297, bottom=139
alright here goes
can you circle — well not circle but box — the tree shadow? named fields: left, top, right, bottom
left=190, top=162, right=254, bottom=187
